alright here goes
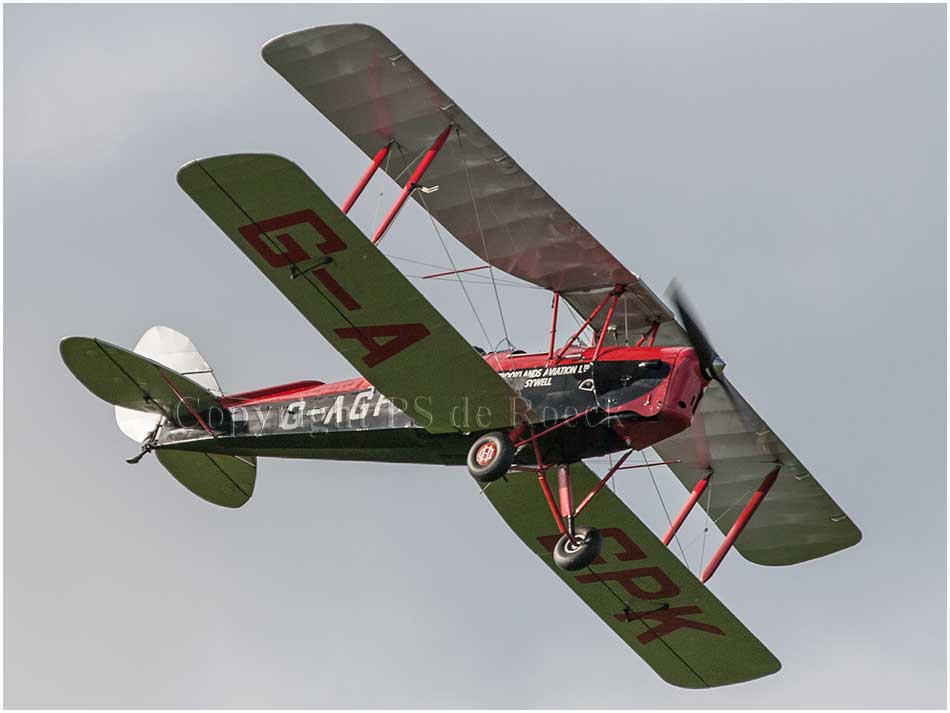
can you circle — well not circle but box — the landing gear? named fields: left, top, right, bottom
left=466, top=431, right=514, bottom=483
left=470, top=422, right=630, bottom=572
left=553, top=526, right=603, bottom=571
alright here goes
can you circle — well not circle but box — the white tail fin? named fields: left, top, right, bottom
left=115, top=326, right=221, bottom=441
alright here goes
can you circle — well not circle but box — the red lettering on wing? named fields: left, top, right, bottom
left=313, top=268, right=361, bottom=311
left=614, top=605, right=726, bottom=643
left=536, top=525, right=726, bottom=644
left=239, top=209, right=346, bottom=267
left=600, top=527, right=648, bottom=562
left=334, top=323, right=431, bottom=368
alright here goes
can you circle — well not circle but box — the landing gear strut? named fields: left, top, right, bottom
left=468, top=421, right=636, bottom=572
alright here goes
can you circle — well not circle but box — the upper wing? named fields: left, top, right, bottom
left=261, top=24, right=674, bottom=338
left=485, top=462, right=780, bottom=688
left=262, top=24, right=860, bottom=566
left=177, top=153, right=529, bottom=434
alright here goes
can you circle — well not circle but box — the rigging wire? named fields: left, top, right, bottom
left=383, top=253, right=453, bottom=271
left=368, top=147, right=394, bottom=236
left=390, top=141, right=496, bottom=355
left=564, top=302, right=591, bottom=347
left=679, top=483, right=756, bottom=555
left=392, top=143, right=427, bottom=183
left=623, top=297, right=630, bottom=346
left=417, top=190, right=500, bottom=367
left=643, top=451, right=690, bottom=570
left=456, top=128, right=513, bottom=350
left=386, top=255, right=542, bottom=290
left=404, top=274, right=541, bottom=290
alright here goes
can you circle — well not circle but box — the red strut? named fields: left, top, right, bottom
left=701, top=466, right=780, bottom=583
left=556, top=465, right=574, bottom=520
left=342, top=143, right=391, bottom=215
left=372, top=125, right=452, bottom=244
left=537, top=474, right=567, bottom=535
left=662, top=473, right=712, bottom=545
left=574, top=449, right=635, bottom=516
left=592, top=293, right=621, bottom=360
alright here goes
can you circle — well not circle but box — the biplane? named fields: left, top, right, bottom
left=61, top=24, right=861, bottom=688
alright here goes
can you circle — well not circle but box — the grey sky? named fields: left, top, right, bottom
left=4, top=4, right=946, bottom=708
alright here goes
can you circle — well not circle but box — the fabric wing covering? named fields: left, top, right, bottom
left=262, top=23, right=861, bottom=566
left=60, top=336, right=221, bottom=419
left=486, top=462, right=781, bottom=688
left=177, top=154, right=530, bottom=435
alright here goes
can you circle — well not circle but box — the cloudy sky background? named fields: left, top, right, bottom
left=4, top=4, right=946, bottom=708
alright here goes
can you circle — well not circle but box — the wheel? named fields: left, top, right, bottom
left=466, top=431, right=514, bottom=483
left=553, top=526, right=602, bottom=571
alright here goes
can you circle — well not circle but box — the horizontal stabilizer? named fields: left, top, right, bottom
left=60, top=336, right=221, bottom=423
left=156, top=450, right=256, bottom=508
left=115, top=326, right=221, bottom=442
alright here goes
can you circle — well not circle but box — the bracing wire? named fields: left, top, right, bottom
left=405, top=274, right=541, bottom=290
left=417, top=191, right=501, bottom=367
left=384, top=255, right=540, bottom=289
left=643, top=452, right=690, bottom=570
left=679, top=483, right=757, bottom=557
left=564, top=302, right=591, bottom=346
left=368, top=148, right=394, bottom=236
left=623, top=298, right=630, bottom=346
left=393, top=143, right=427, bottom=183
left=390, top=141, right=496, bottom=356
left=456, top=127, right=513, bottom=350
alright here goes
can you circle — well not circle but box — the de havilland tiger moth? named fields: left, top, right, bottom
left=61, top=24, right=861, bottom=689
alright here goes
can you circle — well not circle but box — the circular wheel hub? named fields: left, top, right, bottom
left=475, top=442, right=498, bottom=466
left=563, top=536, right=585, bottom=554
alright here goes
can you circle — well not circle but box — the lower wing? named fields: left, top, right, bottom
left=485, top=461, right=780, bottom=688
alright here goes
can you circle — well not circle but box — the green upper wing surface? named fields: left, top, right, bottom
left=485, top=462, right=780, bottom=688
left=177, top=154, right=529, bottom=434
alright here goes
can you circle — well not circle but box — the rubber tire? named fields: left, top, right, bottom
left=466, top=431, right=515, bottom=483
left=553, top=526, right=603, bottom=571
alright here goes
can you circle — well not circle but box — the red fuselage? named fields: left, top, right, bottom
left=156, top=345, right=708, bottom=465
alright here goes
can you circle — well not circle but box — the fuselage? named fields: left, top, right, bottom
left=156, top=344, right=707, bottom=465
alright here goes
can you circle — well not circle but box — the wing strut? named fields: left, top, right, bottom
left=554, top=284, right=624, bottom=362
left=662, top=472, right=713, bottom=546
left=372, top=125, right=452, bottom=244
left=701, top=466, right=780, bottom=582
left=342, top=142, right=392, bottom=214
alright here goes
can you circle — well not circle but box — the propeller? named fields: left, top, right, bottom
left=668, top=281, right=755, bottom=428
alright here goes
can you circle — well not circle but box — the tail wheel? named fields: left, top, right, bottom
left=553, top=526, right=602, bottom=571
left=466, top=431, right=514, bottom=483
